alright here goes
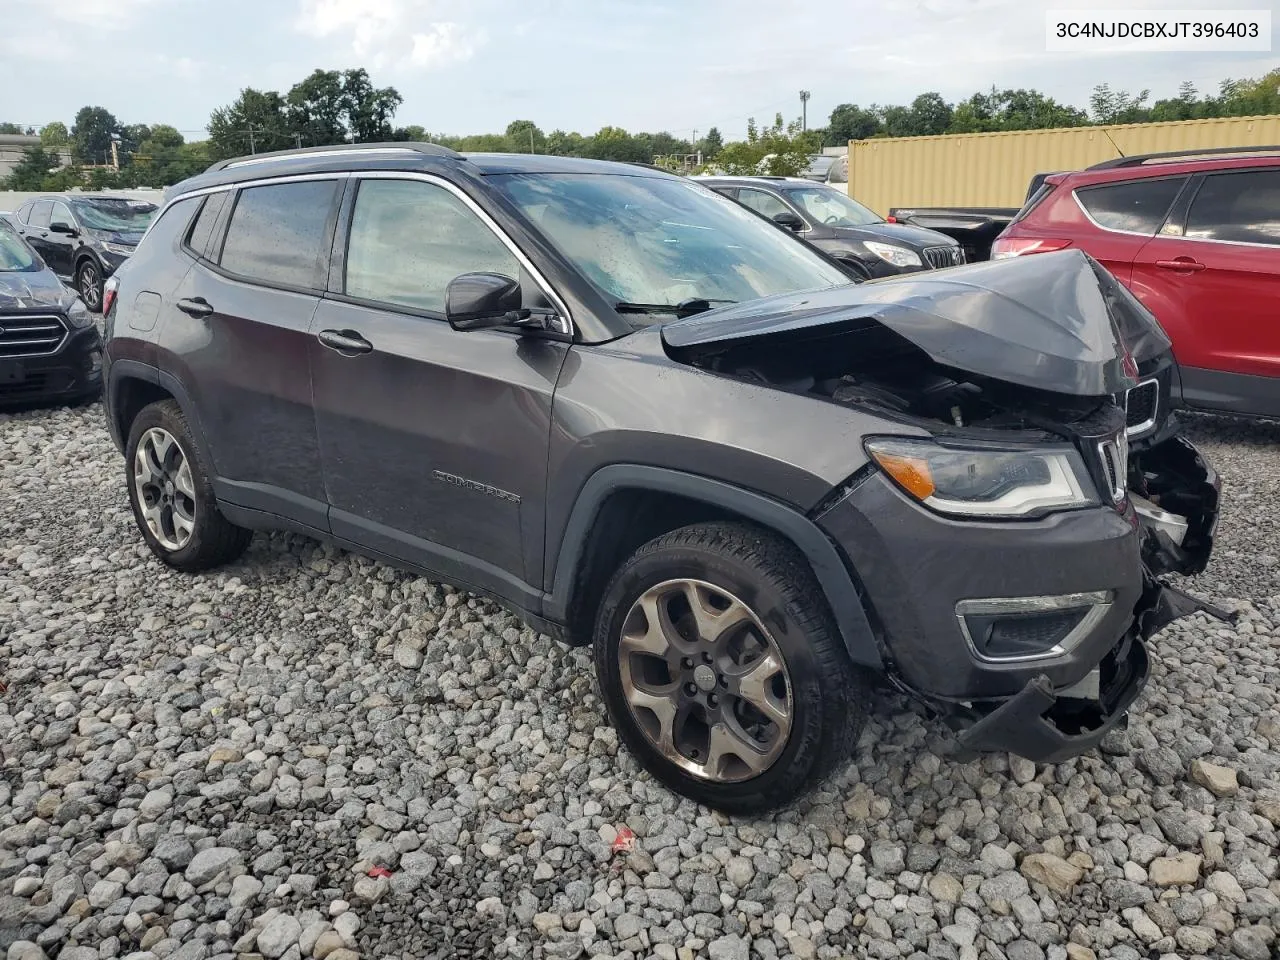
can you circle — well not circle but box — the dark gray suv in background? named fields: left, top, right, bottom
left=103, top=143, right=1222, bottom=812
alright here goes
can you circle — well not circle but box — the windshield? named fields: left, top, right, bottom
left=0, top=223, right=40, bottom=272
left=489, top=173, right=850, bottom=319
left=783, top=186, right=884, bottom=227
left=71, top=198, right=157, bottom=233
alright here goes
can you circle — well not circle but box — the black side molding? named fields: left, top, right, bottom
left=547, top=464, right=884, bottom=669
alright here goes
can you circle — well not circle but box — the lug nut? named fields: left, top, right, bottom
left=681, top=657, right=693, bottom=669
left=685, top=683, right=698, bottom=696
left=702, top=652, right=713, bottom=664
left=708, top=694, right=718, bottom=707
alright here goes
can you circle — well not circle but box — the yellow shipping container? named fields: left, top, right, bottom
left=848, top=115, right=1280, bottom=216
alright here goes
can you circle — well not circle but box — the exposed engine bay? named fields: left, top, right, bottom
left=672, top=317, right=1229, bottom=638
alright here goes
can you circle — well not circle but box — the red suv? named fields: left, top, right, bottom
left=992, top=147, right=1280, bottom=420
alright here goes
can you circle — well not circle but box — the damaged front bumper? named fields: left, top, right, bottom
left=953, top=433, right=1228, bottom=762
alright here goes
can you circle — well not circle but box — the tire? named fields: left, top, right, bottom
left=125, top=399, right=252, bottom=572
left=593, top=521, right=869, bottom=814
left=76, top=258, right=104, bottom=313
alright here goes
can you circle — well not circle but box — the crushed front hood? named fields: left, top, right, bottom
left=662, top=249, right=1172, bottom=397
left=0, top=269, right=72, bottom=311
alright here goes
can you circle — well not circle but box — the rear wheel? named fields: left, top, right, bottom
left=593, top=521, right=868, bottom=813
left=125, top=400, right=252, bottom=571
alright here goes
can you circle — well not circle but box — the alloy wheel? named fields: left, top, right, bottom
left=618, top=578, right=793, bottom=782
left=133, top=427, right=197, bottom=551
left=78, top=262, right=101, bottom=310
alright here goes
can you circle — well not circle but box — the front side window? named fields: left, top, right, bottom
left=219, top=180, right=339, bottom=289
left=735, top=188, right=793, bottom=220
left=783, top=186, right=883, bottom=227
left=50, top=202, right=75, bottom=230
left=489, top=173, right=849, bottom=320
left=1185, top=170, right=1280, bottom=246
left=344, top=178, right=519, bottom=313
left=1075, top=177, right=1186, bottom=234
left=70, top=197, right=157, bottom=233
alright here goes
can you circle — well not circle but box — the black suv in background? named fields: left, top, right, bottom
left=0, top=218, right=103, bottom=407
left=14, top=194, right=157, bottom=312
left=698, top=176, right=964, bottom=279
left=103, top=143, right=1221, bottom=812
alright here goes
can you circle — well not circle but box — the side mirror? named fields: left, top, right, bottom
left=772, top=211, right=804, bottom=232
left=50, top=221, right=78, bottom=236
left=445, top=272, right=524, bottom=331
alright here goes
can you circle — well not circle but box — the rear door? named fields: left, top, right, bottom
left=165, top=176, right=343, bottom=531
left=1132, top=167, right=1280, bottom=388
left=1071, top=175, right=1189, bottom=284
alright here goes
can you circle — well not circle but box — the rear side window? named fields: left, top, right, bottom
left=219, top=180, right=339, bottom=289
left=1184, top=170, right=1280, bottom=246
left=1075, top=177, right=1185, bottom=234
left=186, top=191, right=230, bottom=259
left=28, top=201, right=53, bottom=229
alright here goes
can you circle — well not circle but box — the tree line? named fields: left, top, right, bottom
left=4, top=68, right=1277, bottom=191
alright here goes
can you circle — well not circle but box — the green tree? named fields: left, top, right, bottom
left=287, top=69, right=347, bottom=147
left=339, top=68, right=402, bottom=142
left=1089, top=84, right=1151, bottom=124
left=133, top=124, right=188, bottom=186
left=505, top=120, right=546, bottom=153
left=1, top=147, right=63, bottom=189
left=702, top=126, right=723, bottom=159
left=392, top=124, right=429, bottom=141
left=208, top=88, right=291, bottom=159
left=906, top=93, right=952, bottom=136
left=826, top=104, right=882, bottom=144
left=0, top=123, right=23, bottom=135
left=71, top=106, right=120, bottom=164
left=86, top=167, right=121, bottom=190
left=585, top=126, right=647, bottom=162
left=546, top=129, right=587, bottom=156
left=1218, top=69, right=1280, bottom=116
left=39, top=122, right=70, bottom=147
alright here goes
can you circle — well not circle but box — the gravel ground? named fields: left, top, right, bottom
left=1, top=402, right=1277, bottom=960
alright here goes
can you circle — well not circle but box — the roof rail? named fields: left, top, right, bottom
left=204, top=141, right=462, bottom=174
left=1087, top=144, right=1280, bottom=170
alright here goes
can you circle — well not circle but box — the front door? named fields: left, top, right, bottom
left=21, top=201, right=55, bottom=272
left=309, top=174, right=569, bottom=606
left=44, top=201, right=79, bottom=278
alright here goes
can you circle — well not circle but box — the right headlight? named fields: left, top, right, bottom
left=865, top=437, right=1097, bottom=518
left=863, top=241, right=922, bottom=268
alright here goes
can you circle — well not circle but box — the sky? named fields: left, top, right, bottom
left=1, top=0, right=1277, bottom=141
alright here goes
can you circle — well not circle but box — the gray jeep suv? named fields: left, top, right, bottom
left=102, top=143, right=1222, bottom=813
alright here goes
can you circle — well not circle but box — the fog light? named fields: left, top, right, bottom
left=956, top=591, right=1113, bottom=663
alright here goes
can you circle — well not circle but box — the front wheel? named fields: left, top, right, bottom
left=593, top=522, right=869, bottom=814
left=76, top=259, right=103, bottom=312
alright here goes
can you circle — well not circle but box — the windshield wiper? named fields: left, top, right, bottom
left=613, top=297, right=735, bottom=319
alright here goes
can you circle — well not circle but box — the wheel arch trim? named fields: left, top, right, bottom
left=547, top=464, right=884, bottom=669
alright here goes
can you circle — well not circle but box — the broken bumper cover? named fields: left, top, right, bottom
left=956, top=628, right=1148, bottom=763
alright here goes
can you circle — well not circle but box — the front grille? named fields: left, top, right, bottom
left=0, top=313, right=68, bottom=358
left=1123, top=379, right=1159, bottom=434
left=1097, top=434, right=1128, bottom=503
left=923, top=245, right=965, bottom=269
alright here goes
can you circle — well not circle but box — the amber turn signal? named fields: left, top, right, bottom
left=869, top=451, right=936, bottom=501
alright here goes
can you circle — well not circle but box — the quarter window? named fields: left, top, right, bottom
left=1075, top=177, right=1186, bottom=234
left=16, top=203, right=32, bottom=224
left=219, top=180, right=339, bottom=289
left=186, top=191, right=230, bottom=259
left=1184, top=170, right=1280, bottom=246
left=344, top=178, right=520, bottom=313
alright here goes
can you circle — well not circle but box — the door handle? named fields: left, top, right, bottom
left=317, top=328, right=373, bottom=356
left=176, top=297, right=214, bottom=318
left=1155, top=257, right=1206, bottom=272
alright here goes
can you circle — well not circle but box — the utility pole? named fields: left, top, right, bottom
left=247, top=124, right=257, bottom=154
left=800, top=90, right=810, bottom=131
left=294, top=133, right=303, bottom=148
left=530, top=128, right=535, bottom=154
